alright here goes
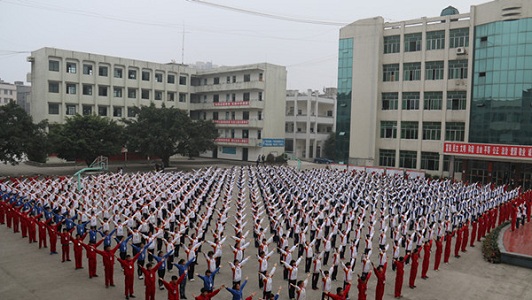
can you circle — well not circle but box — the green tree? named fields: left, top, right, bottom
left=124, top=104, right=188, bottom=167
left=176, top=119, right=218, bottom=159
left=0, top=102, right=47, bottom=164
left=48, top=114, right=124, bottom=165
left=323, top=132, right=336, bottom=160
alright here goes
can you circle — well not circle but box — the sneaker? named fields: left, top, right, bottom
left=129, top=295, right=136, bottom=299
left=139, top=275, right=144, bottom=280
left=189, top=278, right=195, bottom=282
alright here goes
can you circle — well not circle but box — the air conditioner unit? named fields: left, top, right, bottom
left=26, top=56, right=35, bottom=62
left=456, top=47, right=467, bottom=55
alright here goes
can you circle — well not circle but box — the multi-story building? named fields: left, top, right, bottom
left=0, top=79, right=17, bottom=106
left=285, top=88, right=336, bottom=159
left=15, top=81, right=31, bottom=113
left=27, top=47, right=286, bottom=161
left=337, top=0, right=532, bottom=188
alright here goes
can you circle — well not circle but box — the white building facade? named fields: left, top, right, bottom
left=337, top=0, right=532, bottom=187
left=285, top=88, right=336, bottom=160
left=0, top=79, right=17, bottom=106
left=28, top=47, right=286, bottom=161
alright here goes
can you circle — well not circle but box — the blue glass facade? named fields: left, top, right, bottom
left=336, top=38, right=353, bottom=162
left=470, top=18, right=532, bottom=145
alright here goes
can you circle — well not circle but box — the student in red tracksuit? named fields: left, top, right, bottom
left=141, top=260, right=166, bottom=300
left=95, top=243, right=121, bottom=288
left=118, top=242, right=152, bottom=300
left=443, top=231, right=453, bottom=263
left=421, top=241, right=431, bottom=279
left=325, top=283, right=351, bottom=300
left=373, top=262, right=386, bottom=300
left=46, top=219, right=62, bottom=255
left=434, top=236, right=443, bottom=271
left=82, top=239, right=104, bottom=278
left=454, top=226, right=463, bottom=258
left=71, top=233, right=87, bottom=269
left=27, top=213, right=38, bottom=243
left=470, top=219, right=478, bottom=247
left=393, top=254, right=409, bottom=298
left=159, top=273, right=187, bottom=300
left=461, top=222, right=469, bottom=252
left=59, top=227, right=75, bottom=262
left=357, top=271, right=371, bottom=300
left=409, top=248, right=419, bottom=289
left=193, top=285, right=225, bottom=300
left=36, top=216, right=48, bottom=249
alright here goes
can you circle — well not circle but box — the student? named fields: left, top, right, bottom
left=140, top=260, right=166, bottom=300
left=226, top=277, right=248, bottom=300
left=197, top=268, right=220, bottom=293
left=159, top=274, right=187, bottom=300
left=193, top=285, right=225, bottom=300
left=118, top=242, right=152, bottom=300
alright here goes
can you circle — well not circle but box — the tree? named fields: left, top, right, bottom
left=323, top=132, right=336, bottom=160
left=48, top=114, right=124, bottom=165
left=0, top=102, right=47, bottom=165
left=176, top=119, right=218, bottom=159
left=124, top=104, right=188, bottom=167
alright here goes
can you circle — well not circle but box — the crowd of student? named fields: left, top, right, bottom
left=1, top=165, right=531, bottom=300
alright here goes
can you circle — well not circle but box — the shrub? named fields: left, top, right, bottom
left=482, top=221, right=509, bottom=263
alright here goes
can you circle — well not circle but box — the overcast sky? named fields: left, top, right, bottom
left=1, top=0, right=488, bottom=90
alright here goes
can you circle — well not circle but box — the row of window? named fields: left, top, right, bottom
left=219, top=129, right=261, bottom=140
left=48, top=60, right=187, bottom=84
left=383, top=60, right=468, bottom=82
left=2, top=89, right=14, bottom=95
left=48, top=103, right=136, bottom=118
left=210, top=92, right=262, bottom=102
left=379, top=150, right=441, bottom=170
left=204, top=73, right=262, bottom=85
left=383, top=28, right=469, bottom=54
left=380, top=121, right=465, bottom=141
left=48, top=82, right=186, bottom=102
left=381, top=91, right=466, bottom=110
left=205, top=110, right=263, bottom=121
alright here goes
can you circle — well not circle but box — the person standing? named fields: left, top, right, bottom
left=95, top=243, right=121, bottom=288
left=82, top=239, right=105, bottom=278
left=393, top=255, right=408, bottom=298
left=59, top=227, right=75, bottom=262
left=408, top=248, right=419, bottom=289
left=118, top=242, right=152, bottom=300
left=373, top=262, right=386, bottom=300
left=434, top=236, right=443, bottom=271
left=71, top=233, right=87, bottom=269
left=141, top=260, right=166, bottom=300
left=159, top=273, right=187, bottom=300
left=421, top=241, right=431, bottom=279
left=226, top=278, right=248, bottom=300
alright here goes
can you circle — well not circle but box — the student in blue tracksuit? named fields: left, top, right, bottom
left=153, top=250, right=174, bottom=290
left=174, top=258, right=195, bottom=299
left=226, top=278, right=248, bottom=300
left=197, top=267, right=220, bottom=293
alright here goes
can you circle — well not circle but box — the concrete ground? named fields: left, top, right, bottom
left=1, top=160, right=532, bottom=300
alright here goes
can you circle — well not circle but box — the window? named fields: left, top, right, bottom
left=142, top=71, right=150, bottom=81
left=447, top=91, right=466, bottom=110
left=259, top=73, right=263, bottom=81
left=225, top=94, right=230, bottom=102
left=404, top=33, right=422, bottom=52
left=48, top=103, right=59, bottom=114
left=155, top=73, right=163, bottom=83
left=113, top=87, right=123, bottom=98
left=128, top=69, right=137, bottom=79
left=127, top=107, right=136, bottom=118
left=179, top=93, right=186, bottom=102
left=213, top=94, right=219, bottom=103
left=443, top=155, right=462, bottom=172
left=258, top=111, right=262, bottom=120
left=203, top=78, right=207, bottom=85
left=99, top=66, right=109, bottom=77
left=231, top=111, right=236, bottom=120
left=98, top=106, right=108, bottom=116
left=66, top=83, right=77, bottom=95
left=445, top=122, right=465, bottom=141
left=49, top=60, right=60, bottom=72
left=128, top=88, right=137, bottom=99
left=48, top=82, right=59, bottom=93
left=66, top=104, right=77, bottom=116
left=258, top=92, right=263, bottom=101
left=257, top=130, right=262, bottom=140
left=383, top=64, right=399, bottom=82
left=82, top=84, right=93, bottom=96
left=66, top=62, right=77, bottom=74
left=83, top=64, right=93, bottom=75
left=242, top=130, right=249, bottom=139
left=382, top=93, right=398, bottom=110
left=426, top=30, right=445, bottom=50
left=232, top=76, right=236, bottom=83
left=98, top=86, right=108, bottom=97
left=384, top=35, right=400, bottom=54
left=114, top=67, right=123, bottom=78
left=232, top=94, right=236, bottom=102
left=399, top=150, right=417, bottom=169
left=231, top=129, right=235, bottom=138
left=422, top=122, right=441, bottom=140
left=179, top=76, right=187, bottom=85
left=380, top=121, right=397, bottom=138
left=154, top=91, right=163, bottom=100
left=226, top=76, right=231, bottom=83
left=243, top=74, right=251, bottom=82
left=167, top=92, right=175, bottom=101
left=80, top=105, right=91, bottom=116
left=141, top=89, right=150, bottom=99
left=425, top=61, right=444, bottom=80
left=213, top=77, right=220, bottom=85
left=401, top=121, right=418, bottom=139
left=421, top=152, right=439, bottom=170
left=403, top=62, right=421, bottom=81
left=423, top=92, right=442, bottom=110
left=168, top=74, right=175, bottom=84
left=402, top=92, right=420, bottom=110
left=243, top=92, right=250, bottom=101
left=113, top=107, right=123, bottom=117
left=449, top=28, right=469, bottom=48
left=212, top=112, right=219, bottom=120
left=243, top=111, right=249, bottom=120
left=379, top=149, right=396, bottom=167
left=448, top=60, right=468, bottom=79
